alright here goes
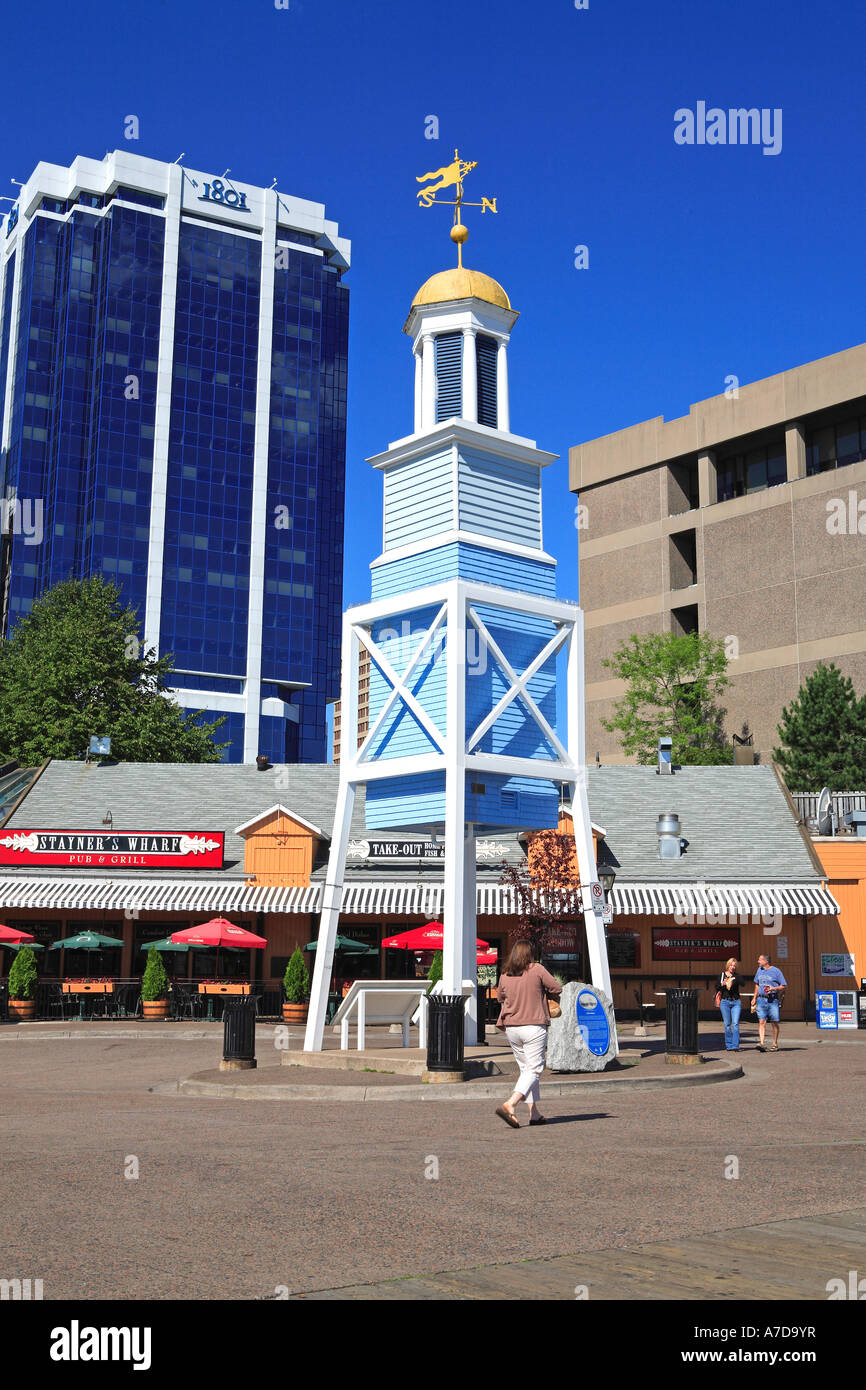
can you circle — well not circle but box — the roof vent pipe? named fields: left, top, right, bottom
left=657, top=736, right=673, bottom=774
left=657, top=813, right=684, bottom=859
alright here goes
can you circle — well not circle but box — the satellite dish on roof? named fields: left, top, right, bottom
left=816, top=787, right=834, bottom=836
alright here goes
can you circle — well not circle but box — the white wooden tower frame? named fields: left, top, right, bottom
left=303, top=575, right=612, bottom=1052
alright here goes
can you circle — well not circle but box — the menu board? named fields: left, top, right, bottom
left=606, top=930, right=640, bottom=968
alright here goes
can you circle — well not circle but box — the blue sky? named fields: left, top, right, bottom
left=4, top=0, right=866, bottom=612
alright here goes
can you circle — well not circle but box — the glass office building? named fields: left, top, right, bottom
left=0, top=152, right=349, bottom=762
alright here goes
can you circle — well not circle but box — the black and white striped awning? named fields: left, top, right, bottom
left=0, top=877, right=522, bottom=916
left=0, top=876, right=839, bottom=917
left=609, top=882, right=840, bottom=917
left=0, top=878, right=323, bottom=915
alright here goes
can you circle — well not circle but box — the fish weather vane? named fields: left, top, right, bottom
left=415, top=148, right=498, bottom=267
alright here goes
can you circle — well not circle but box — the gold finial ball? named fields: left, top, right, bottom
left=450, top=222, right=469, bottom=245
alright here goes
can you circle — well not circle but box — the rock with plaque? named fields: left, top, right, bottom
left=546, top=981, right=617, bottom=1072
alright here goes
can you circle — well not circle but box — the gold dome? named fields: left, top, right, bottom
left=411, top=266, right=511, bottom=311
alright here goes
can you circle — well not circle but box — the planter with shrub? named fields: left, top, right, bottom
left=141, top=946, right=170, bottom=1021
left=8, top=946, right=38, bottom=1021
left=282, top=947, right=310, bottom=1024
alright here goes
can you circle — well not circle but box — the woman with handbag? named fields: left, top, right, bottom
left=494, top=940, right=562, bottom=1128
left=716, top=956, right=750, bottom=1052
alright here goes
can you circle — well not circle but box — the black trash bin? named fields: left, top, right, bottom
left=665, top=987, right=699, bottom=1063
left=426, top=993, right=467, bottom=1073
left=222, top=997, right=257, bottom=1070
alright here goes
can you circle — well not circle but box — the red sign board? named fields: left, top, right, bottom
left=544, top=923, right=579, bottom=954
left=652, top=927, right=740, bottom=961
left=0, top=830, right=224, bottom=870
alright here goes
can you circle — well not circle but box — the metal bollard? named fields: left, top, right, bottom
left=221, top=997, right=257, bottom=1072
left=426, top=994, right=467, bottom=1076
left=664, top=987, right=700, bottom=1065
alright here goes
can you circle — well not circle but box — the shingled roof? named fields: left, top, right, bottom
left=585, top=764, right=821, bottom=882
left=1, top=759, right=822, bottom=887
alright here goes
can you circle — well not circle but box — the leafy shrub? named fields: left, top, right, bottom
left=141, top=946, right=169, bottom=1002
left=9, top=946, right=37, bottom=1000
left=283, top=947, right=310, bottom=1005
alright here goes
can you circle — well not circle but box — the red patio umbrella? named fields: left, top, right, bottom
left=0, top=925, right=34, bottom=944
left=170, top=918, right=267, bottom=979
left=381, top=922, right=490, bottom=952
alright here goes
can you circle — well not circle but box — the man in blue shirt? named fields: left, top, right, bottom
left=752, top=954, right=787, bottom=1052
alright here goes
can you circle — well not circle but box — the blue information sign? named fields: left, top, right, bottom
left=575, top=987, right=611, bottom=1056
left=816, top=991, right=839, bottom=1030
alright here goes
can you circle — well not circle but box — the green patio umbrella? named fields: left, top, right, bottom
left=5, top=941, right=45, bottom=950
left=49, top=930, right=125, bottom=951
left=137, top=937, right=191, bottom=953
left=303, top=934, right=378, bottom=955
left=49, top=929, right=125, bottom=977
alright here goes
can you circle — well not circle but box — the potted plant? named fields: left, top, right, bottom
left=141, top=946, right=170, bottom=1021
left=8, top=946, right=38, bottom=1021
left=282, top=947, right=310, bottom=1024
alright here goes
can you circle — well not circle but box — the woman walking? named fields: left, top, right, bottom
left=717, top=956, right=749, bottom=1052
left=494, top=940, right=562, bottom=1128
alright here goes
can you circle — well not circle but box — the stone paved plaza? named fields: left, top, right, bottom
left=2, top=1021, right=865, bottom=1301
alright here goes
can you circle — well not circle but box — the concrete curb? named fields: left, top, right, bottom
left=0, top=1028, right=253, bottom=1041
left=0, top=1026, right=279, bottom=1041
left=154, top=1057, right=743, bottom=1102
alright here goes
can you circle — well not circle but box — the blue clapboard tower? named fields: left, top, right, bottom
left=305, top=207, right=611, bottom=1051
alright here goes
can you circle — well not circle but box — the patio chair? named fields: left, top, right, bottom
left=114, top=983, right=140, bottom=1019
left=172, top=984, right=197, bottom=1021
left=46, top=982, right=67, bottom=1021
left=92, top=989, right=112, bottom=1020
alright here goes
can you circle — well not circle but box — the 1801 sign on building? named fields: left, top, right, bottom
left=198, top=178, right=250, bottom=212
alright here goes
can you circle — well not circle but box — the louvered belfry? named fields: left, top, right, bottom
left=304, top=258, right=612, bottom=1052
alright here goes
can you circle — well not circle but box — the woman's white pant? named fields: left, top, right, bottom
left=506, top=1025, right=548, bottom=1103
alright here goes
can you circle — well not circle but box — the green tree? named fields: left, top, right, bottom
left=283, top=947, right=310, bottom=1004
left=0, top=576, right=227, bottom=764
left=602, top=631, right=732, bottom=765
left=774, top=663, right=866, bottom=790
left=141, top=946, right=170, bottom=1003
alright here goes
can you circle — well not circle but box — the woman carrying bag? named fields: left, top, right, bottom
left=494, top=940, right=562, bottom=1128
left=716, top=956, right=750, bottom=1052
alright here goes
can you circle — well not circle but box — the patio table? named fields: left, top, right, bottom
left=198, top=981, right=250, bottom=1020
left=62, top=980, right=115, bottom=1020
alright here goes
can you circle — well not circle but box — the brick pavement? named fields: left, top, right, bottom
left=1, top=1023, right=864, bottom=1300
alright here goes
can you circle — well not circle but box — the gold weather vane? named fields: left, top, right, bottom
left=415, top=148, right=498, bottom=267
